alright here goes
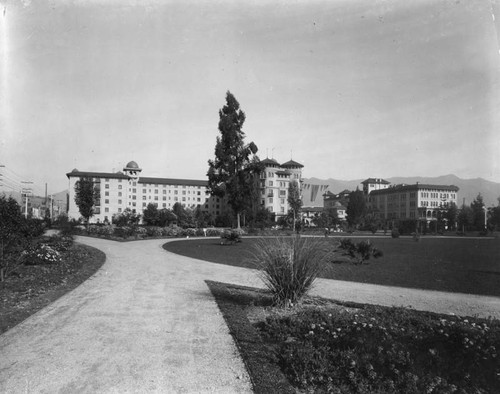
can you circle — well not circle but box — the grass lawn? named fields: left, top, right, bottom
left=0, top=242, right=106, bottom=334
left=164, top=236, right=500, bottom=297
left=208, top=281, right=500, bottom=394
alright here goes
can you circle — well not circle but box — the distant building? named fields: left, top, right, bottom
left=66, top=161, right=223, bottom=223
left=322, top=189, right=349, bottom=221
left=259, top=158, right=304, bottom=220
left=368, top=183, right=459, bottom=225
left=361, top=178, right=390, bottom=196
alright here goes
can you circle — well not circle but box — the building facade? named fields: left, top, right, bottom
left=67, top=161, right=223, bottom=223
left=368, top=183, right=459, bottom=224
left=259, top=158, right=304, bottom=220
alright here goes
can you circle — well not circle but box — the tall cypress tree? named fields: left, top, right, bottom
left=74, top=177, right=97, bottom=227
left=207, top=91, right=261, bottom=228
left=346, top=187, right=366, bottom=228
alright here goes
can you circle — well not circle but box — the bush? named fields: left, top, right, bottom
left=162, top=226, right=180, bottom=237
left=250, top=236, right=332, bottom=307
left=206, top=228, right=223, bottom=237
left=23, top=243, right=62, bottom=265
left=145, top=226, right=162, bottom=237
left=391, top=229, right=400, bottom=238
left=338, top=239, right=383, bottom=264
left=220, top=229, right=242, bottom=244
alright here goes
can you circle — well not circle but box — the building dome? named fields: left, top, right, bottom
left=125, top=161, right=139, bottom=169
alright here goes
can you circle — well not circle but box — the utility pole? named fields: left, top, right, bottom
left=21, top=181, right=33, bottom=218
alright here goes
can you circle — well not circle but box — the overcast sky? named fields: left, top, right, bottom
left=1, top=0, right=499, bottom=195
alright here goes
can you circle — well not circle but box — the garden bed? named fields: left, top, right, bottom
left=208, top=281, right=500, bottom=394
left=0, top=243, right=105, bottom=334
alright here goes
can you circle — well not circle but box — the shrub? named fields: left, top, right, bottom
left=391, top=228, right=400, bottom=238
left=185, top=228, right=198, bottom=237
left=338, top=239, right=383, bottom=264
left=206, top=228, right=222, bottom=237
left=23, top=243, right=62, bottom=265
left=145, top=226, right=162, bottom=237
left=162, top=226, right=180, bottom=237
left=113, top=226, right=134, bottom=239
left=250, top=236, right=332, bottom=307
left=220, top=229, right=242, bottom=244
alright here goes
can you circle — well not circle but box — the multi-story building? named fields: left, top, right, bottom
left=368, top=183, right=459, bottom=225
left=259, top=158, right=304, bottom=220
left=361, top=178, right=390, bottom=196
left=66, top=161, right=224, bottom=223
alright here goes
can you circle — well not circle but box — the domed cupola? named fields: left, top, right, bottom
left=123, top=161, right=142, bottom=178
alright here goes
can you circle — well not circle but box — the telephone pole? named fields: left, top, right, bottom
left=21, top=181, right=33, bottom=218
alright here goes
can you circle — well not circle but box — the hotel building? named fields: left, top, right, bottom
left=259, top=158, right=304, bottom=220
left=66, top=161, right=223, bottom=223
left=368, top=183, right=459, bottom=223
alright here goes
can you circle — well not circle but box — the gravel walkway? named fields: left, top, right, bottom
left=1, top=236, right=499, bottom=393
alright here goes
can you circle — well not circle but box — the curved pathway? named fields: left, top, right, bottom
left=1, top=237, right=499, bottom=393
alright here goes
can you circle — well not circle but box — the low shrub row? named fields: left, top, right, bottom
left=259, top=306, right=500, bottom=393
left=72, top=224, right=232, bottom=239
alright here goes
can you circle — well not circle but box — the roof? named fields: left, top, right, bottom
left=370, top=183, right=459, bottom=195
left=66, top=171, right=130, bottom=179
left=138, top=177, right=208, bottom=187
left=361, top=178, right=390, bottom=185
left=302, top=207, right=324, bottom=213
left=125, top=161, right=140, bottom=169
left=66, top=171, right=208, bottom=187
left=276, top=170, right=291, bottom=176
left=281, top=159, right=304, bottom=168
left=261, top=158, right=280, bottom=167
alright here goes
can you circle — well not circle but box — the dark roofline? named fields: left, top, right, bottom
left=370, top=183, right=459, bottom=195
left=138, top=177, right=208, bottom=187
left=361, top=178, right=390, bottom=185
left=281, top=160, right=304, bottom=168
left=66, top=171, right=130, bottom=179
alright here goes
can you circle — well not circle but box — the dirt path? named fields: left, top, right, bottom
left=1, top=237, right=499, bottom=393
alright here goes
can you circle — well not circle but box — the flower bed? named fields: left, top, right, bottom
left=259, top=305, right=500, bottom=393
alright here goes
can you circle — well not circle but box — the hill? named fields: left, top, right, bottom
left=302, top=175, right=500, bottom=208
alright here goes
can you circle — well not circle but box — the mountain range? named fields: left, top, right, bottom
left=302, top=174, right=500, bottom=208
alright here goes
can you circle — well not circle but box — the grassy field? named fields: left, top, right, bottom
left=164, top=236, right=500, bottom=297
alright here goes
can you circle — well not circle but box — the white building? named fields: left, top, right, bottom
left=259, top=158, right=304, bottom=219
left=66, top=161, right=223, bottom=223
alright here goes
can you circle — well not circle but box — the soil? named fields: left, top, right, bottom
left=0, top=243, right=106, bottom=334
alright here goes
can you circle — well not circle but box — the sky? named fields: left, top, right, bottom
left=1, top=0, right=500, bottom=195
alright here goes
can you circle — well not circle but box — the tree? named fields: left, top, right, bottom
left=457, top=205, right=474, bottom=233
left=288, top=180, right=302, bottom=232
left=471, top=193, right=486, bottom=231
left=488, top=196, right=500, bottom=230
left=443, top=202, right=458, bottom=231
left=143, top=203, right=159, bottom=226
left=74, top=177, right=97, bottom=227
left=312, top=208, right=339, bottom=229
left=346, top=188, right=366, bottom=228
left=158, top=209, right=177, bottom=227
left=207, top=91, right=262, bottom=228
left=0, top=196, right=25, bottom=281
left=112, top=208, right=141, bottom=227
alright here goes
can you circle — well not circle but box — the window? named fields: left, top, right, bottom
left=154, top=196, right=158, bottom=201
left=143, top=202, right=146, bottom=207
left=143, top=196, right=146, bottom=200
left=105, top=184, right=109, bottom=189
left=105, top=191, right=109, bottom=196
left=163, top=190, right=166, bottom=194
left=269, top=181, right=273, bottom=187
left=118, top=208, right=122, bottom=213
left=105, top=178, right=109, bottom=182
left=132, top=195, right=136, bottom=200
left=132, top=182, right=136, bottom=186
left=105, top=207, right=109, bottom=213
left=118, top=199, right=122, bottom=205
left=132, top=188, right=136, bottom=193
left=105, top=199, right=109, bottom=204
left=163, top=196, right=166, bottom=201
left=268, top=197, right=273, bottom=203
left=118, top=185, right=122, bottom=190
left=118, top=192, right=122, bottom=197
left=174, top=190, right=178, bottom=195
left=162, top=203, right=166, bottom=208
left=142, top=189, right=146, bottom=193
left=155, top=189, right=158, bottom=194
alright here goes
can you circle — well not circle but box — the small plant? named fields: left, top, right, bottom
left=251, top=236, right=332, bottom=307
left=338, top=239, right=383, bottom=265
left=220, top=229, right=242, bottom=245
